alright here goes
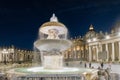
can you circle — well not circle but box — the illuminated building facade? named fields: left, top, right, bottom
left=1, top=25, right=120, bottom=63
left=65, top=24, right=120, bottom=62
left=0, top=45, right=33, bottom=64
left=85, top=24, right=120, bottom=62
left=64, top=37, right=87, bottom=61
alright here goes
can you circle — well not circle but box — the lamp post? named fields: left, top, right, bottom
left=2, top=49, right=8, bottom=65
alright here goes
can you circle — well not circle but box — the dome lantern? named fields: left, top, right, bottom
left=89, top=24, right=94, bottom=31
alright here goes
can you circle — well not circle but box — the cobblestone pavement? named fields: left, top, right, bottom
left=68, top=61, right=120, bottom=80
left=91, top=63, right=120, bottom=74
left=91, top=63, right=120, bottom=80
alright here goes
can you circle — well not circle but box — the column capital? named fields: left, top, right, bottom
left=105, top=43, right=108, bottom=45
left=112, top=42, right=115, bottom=44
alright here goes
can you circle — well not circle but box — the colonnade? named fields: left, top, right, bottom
left=64, top=47, right=84, bottom=60
left=88, top=41, right=120, bottom=62
left=0, top=48, right=33, bottom=63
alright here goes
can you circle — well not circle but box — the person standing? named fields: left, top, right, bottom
left=101, top=62, right=104, bottom=68
left=89, top=62, right=91, bottom=68
left=84, top=62, right=87, bottom=68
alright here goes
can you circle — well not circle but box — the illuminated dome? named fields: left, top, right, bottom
left=39, top=14, right=67, bottom=35
left=85, top=24, right=98, bottom=39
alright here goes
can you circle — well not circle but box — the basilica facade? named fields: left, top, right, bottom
left=0, top=45, right=33, bottom=64
left=1, top=28, right=119, bottom=63
left=64, top=37, right=87, bottom=61
left=64, top=24, right=120, bottom=62
left=84, top=25, right=120, bottom=62
left=1, top=15, right=120, bottom=63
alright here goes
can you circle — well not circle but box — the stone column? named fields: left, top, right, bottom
left=119, top=42, right=120, bottom=61
left=99, top=44, right=102, bottom=52
left=96, top=45, right=99, bottom=61
left=112, top=42, right=115, bottom=61
left=0, top=53, right=2, bottom=62
left=89, top=46, right=92, bottom=61
left=71, top=47, right=74, bottom=59
left=6, top=54, right=7, bottom=62
left=106, top=43, right=109, bottom=61
left=1, top=53, right=4, bottom=62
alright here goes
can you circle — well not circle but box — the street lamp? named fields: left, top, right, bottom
left=2, top=49, right=8, bottom=65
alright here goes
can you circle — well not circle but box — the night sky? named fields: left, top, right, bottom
left=0, top=0, right=120, bottom=50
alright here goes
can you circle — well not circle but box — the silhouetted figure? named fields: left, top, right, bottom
left=66, top=63, right=68, bottom=66
left=89, top=62, right=91, bottom=68
left=80, top=61, right=82, bottom=65
left=4, top=60, right=6, bottom=65
left=91, top=66, right=94, bottom=69
left=5, top=77, right=8, bottom=80
left=84, top=62, right=87, bottom=68
left=101, top=62, right=104, bottom=68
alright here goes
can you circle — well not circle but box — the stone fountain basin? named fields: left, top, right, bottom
left=13, top=67, right=97, bottom=74
left=34, top=39, right=72, bottom=51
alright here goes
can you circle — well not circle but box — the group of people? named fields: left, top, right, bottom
left=84, top=62, right=92, bottom=68
left=84, top=61, right=112, bottom=69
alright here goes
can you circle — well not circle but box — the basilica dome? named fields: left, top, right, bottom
left=85, top=24, right=98, bottom=39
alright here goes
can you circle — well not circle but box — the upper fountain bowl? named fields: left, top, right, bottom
left=34, top=39, right=72, bottom=52
left=39, top=14, right=68, bottom=37
left=35, top=13, right=72, bottom=51
left=40, top=22, right=67, bottom=35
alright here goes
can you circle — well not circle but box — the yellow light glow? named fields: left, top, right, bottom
left=87, top=39, right=91, bottom=42
left=76, top=46, right=80, bottom=50
left=106, top=35, right=110, bottom=39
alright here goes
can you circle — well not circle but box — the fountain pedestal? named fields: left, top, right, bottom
left=43, top=55, right=63, bottom=69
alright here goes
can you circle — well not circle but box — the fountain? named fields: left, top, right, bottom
left=7, top=14, right=98, bottom=80
left=34, top=13, right=72, bottom=69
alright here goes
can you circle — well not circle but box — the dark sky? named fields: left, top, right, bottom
left=0, top=0, right=120, bottom=50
